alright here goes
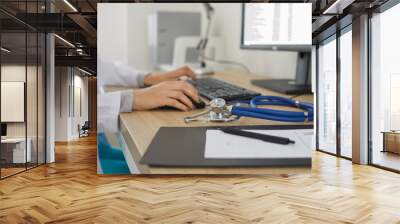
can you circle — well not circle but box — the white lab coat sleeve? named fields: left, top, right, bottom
left=98, top=59, right=149, bottom=89
left=97, top=59, right=149, bottom=133
left=97, top=90, right=122, bottom=133
left=119, top=89, right=134, bottom=113
left=97, top=89, right=135, bottom=133
left=98, top=58, right=151, bottom=111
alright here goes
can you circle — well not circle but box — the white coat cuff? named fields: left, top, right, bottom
left=120, top=89, right=134, bottom=112
left=136, top=73, right=148, bottom=88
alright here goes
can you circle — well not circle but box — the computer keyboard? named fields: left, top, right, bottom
left=189, top=77, right=260, bottom=101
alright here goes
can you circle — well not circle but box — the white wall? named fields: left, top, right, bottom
left=54, top=67, right=89, bottom=141
left=1, top=65, right=36, bottom=137
left=72, top=74, right=89, bottom=138
left=76, top=75, right=89, bottom=123
left=55, top=67, right=70, bottom=141
left=98, top=3, right=298, bottom=79
left=98, top=4, right=130, bottom=65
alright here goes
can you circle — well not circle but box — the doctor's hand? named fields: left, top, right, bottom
left=143, top=66, right=196, bottom=86
left=132, top=80, right=199, bottom=111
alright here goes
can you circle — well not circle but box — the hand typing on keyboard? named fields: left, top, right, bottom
left=132, top=66, right=201, bottom=111
left=143, top=66, right=197, bottom=86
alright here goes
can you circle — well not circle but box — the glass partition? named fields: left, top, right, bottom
left=37, top=0, right=47, bottom=165
left=1, top=31, right=28, bottom=177
left=0, top=1, right=46, bottom=179
left=317, top=35, right=337, bottom=155
left=26, top=0, right=45, bottom=169
left=38, top=32, right=45, bottom=165
left=27, top=30, right=38, bottom=169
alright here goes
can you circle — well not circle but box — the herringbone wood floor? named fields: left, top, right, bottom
left=1, top=135, right=400, bottom=224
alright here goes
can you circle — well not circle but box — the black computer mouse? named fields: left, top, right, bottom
left=158, top=97, right=206, bottom=110
left=193, top=98, right=206, bottom=109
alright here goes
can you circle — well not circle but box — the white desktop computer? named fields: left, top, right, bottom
left=148, top=11, right=202, bottom=70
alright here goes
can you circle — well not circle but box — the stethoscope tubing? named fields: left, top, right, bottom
left=232, top=106, right=310, bottom=117
left=231, top=95, right=314, bottom=122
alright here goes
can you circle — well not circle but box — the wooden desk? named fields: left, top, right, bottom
left=382, top=131, right=400, bottom=154
left=119, top=71, right=314, bottom=174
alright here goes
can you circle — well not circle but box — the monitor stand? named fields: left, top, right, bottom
left=251, top=52, right=312, bottom=95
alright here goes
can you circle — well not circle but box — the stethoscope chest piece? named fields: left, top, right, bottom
left=184, top=98, right=238, bottom=123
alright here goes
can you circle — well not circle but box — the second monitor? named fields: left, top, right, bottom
left=241, top=3, right=312, bottom=95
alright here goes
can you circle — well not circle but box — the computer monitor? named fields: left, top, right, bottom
left=241, top=3, right=312, bottom=95
left=1, top=123, right=7, bottom=137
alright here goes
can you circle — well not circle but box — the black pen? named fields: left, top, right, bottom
left=220, top=128, right=295, bottom=145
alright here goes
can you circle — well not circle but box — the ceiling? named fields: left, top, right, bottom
left=0, top=0, right=393, bottom=74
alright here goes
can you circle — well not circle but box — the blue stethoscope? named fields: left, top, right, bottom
left=233, top=95, right=314, bottom=122
left=184, top=95, right=314, bottom=123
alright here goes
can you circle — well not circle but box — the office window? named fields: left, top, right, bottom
left=339, top=27, right=352, bottom=158
left=370, top=3, right=400, bottom=171
left=317, top=36, right=337, bottom=155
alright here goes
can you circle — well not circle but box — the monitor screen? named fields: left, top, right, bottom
left=241, top=3, right=312, bottom=51
left=1, top=123, right=7, bottom=137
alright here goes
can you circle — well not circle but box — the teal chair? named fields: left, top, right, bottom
left=97, top=132, right=130, bottom=174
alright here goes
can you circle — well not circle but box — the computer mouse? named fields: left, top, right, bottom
left=193, top=98, right=206, bottom=109
left=158, top=97, right=206, bottom=110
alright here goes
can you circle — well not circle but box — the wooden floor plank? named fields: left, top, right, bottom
left=1, top=135, right=400, bottom=224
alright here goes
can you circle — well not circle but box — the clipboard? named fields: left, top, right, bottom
left=139, top=125, right=313, bottom=167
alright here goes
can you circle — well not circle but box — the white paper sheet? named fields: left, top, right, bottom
left=204, top=129, right=313, bottom=159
